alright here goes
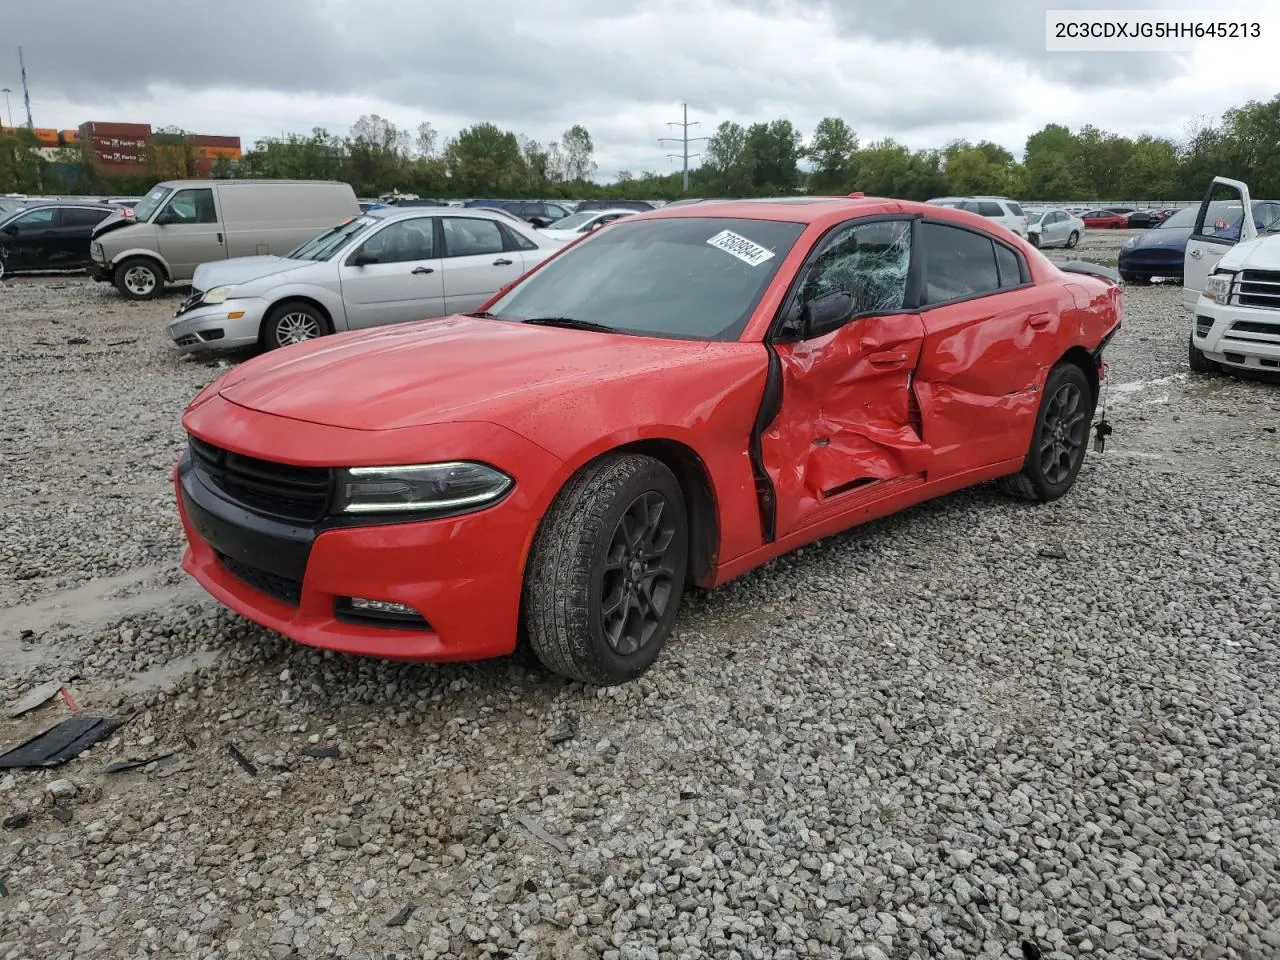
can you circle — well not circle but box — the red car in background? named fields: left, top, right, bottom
left=175, top=197, right=1123, bottom=685
left=1081, top=209, right=1130, bottom=229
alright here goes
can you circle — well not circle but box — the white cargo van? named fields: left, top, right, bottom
left=90, top=179, right=359, bottom=299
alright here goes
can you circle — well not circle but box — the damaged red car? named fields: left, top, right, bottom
left=176, top=197, right=1122, bottom=684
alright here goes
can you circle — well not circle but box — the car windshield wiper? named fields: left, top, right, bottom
left=466, top=310, right=500, bottom=318
left=520, top=316, right=615, bottom=333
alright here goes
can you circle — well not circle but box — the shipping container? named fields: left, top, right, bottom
left=189, top=134, right=241, bottom=149
left=79, top=121, right=152, bottom=138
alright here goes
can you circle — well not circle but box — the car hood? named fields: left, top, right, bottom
left=193, top=256, right=307, bottom=289
left=537, top=229, right=579, bottom=242
left=1216, top=233, right=1280, bottom=271
left=216, top=315, right=712, bottom=431
left=1125, top=226, right=1192, bottom=251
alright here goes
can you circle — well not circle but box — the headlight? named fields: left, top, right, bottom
left=336, top=462, right=513, bottom=515
left=203, top=285, right=236, bottom=305
left=1123, top=236, right=1137, bottom=249
left=1202, top=272, right=1234, bottom=303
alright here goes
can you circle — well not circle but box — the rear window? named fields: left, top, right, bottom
left=977, top=201, right=1004, bottom=218
left=1006, top=202, right=1024, bottom=217
left=485, top=217, right=806, bottom=341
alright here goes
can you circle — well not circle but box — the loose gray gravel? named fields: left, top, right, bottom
left=1, top=250, right=1278, bottom=960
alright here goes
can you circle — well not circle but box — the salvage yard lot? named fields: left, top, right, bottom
left=1, top=231, right=1278, bottom=960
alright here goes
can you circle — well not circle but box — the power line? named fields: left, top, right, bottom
left=657, top=102, right=709, bottom=193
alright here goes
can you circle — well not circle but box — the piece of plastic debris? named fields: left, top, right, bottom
left=65, top=337, right=90, bottom=345
left=515, top=815, right=569, bottom=854
left=547, top=714, right=578, bottom=746
left=2, top=812, right=31, bottom=830
left=0, top=716, right=122, bottom=769
left=7, top=680, right=65, bottom=718
left=386, top=903, right=416, bottom=927
left=104, top=751, right=177, bottom=774
left=302, top=746, right=340, bottom=759
left=227, top=742, right=258, bottom=776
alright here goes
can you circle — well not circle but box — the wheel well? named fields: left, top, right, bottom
left=1058, top=346, right=1099, bottom=403
left=614, top=439, right=719, bottom=584
left=261, top=297, right=333, bottom=343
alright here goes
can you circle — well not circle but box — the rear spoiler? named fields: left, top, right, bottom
left=1059, top=260, right=1121, bottom=284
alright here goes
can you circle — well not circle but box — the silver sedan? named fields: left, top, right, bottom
left=168, top=207, right=561, bottom=353
left=1027, top=209, right=1085, bottom=250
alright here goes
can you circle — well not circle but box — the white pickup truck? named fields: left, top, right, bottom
left=1183, top=176, right=1280, bottom=375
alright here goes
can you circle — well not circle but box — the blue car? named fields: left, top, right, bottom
left=1119, top=201, right=1280, bottom=284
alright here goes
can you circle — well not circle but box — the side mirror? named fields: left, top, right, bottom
left=351, top=252, right=378, bottom=267
left=802, top=290, right=855, bottom=338
left=154, top=208, right=175, bottom=225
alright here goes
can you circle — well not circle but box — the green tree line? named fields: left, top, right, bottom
left=5, top=93, right=1280, bottom=201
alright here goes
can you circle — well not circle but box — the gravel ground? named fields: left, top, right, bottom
left=1, top=239, right=1278, bottom=960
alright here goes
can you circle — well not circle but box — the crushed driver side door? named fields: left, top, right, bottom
left=759, top=217, right=931, bottom=539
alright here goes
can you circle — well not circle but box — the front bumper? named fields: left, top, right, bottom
left=169, top=298, right=268, bottom=353
left=1192, top=298, right=1280, bottom=371
left=174, top=398, right=566, bottom=662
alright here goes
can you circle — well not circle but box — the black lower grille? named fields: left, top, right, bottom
left=175, top=334, right=199, bottom=347
left=1229, top=320, right=1280, bottom=336
left=216, top=551, right=302, bottom=606
left=189, top=436, right=331, bottom=523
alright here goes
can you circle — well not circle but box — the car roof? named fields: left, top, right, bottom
left=629, top=196, right=930, bottom=225
left=363, top=206, right=520, bottom=223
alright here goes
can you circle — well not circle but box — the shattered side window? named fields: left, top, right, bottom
left=799, top=219, right=912, bottom=316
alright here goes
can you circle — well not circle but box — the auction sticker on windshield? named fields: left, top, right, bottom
left=706, top=229, right=776, bottom=266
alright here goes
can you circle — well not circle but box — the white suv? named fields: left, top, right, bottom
left=927, top=196, right=1029, bottom=237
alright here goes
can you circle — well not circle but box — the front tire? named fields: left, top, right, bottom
left=115, top=257, right=164, bottom=300
left=1000, top=363, right=1095, bottom=503
left=1188, top=335, right=1218, bottom=374
left=1029, top=233, right=1041, bottom=248
left=523, top=453, right=689, bottom=685
left=262, top=301, right=330, bottom=350
left=1066, top=231, right=1079, bottom=249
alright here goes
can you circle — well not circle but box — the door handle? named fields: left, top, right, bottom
left=411, top=266, right=434, bottom=275
left=1190, top=248, right=1203, bottom=259
left=493, top=258, right=513, bottom=266
left=868, top=350, right=909, bottom=366
left=1028, top=311, right=1051, bottom=329
left=217, top=232, right=223, bottom=244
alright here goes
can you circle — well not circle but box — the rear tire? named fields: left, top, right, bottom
left=1066, top=231, right=1079, bottom=249
left=262, top=301, right=331, bottom=350
left=523, top=453, right=689, bottom=685
left=1188, top=335, right=1218, bottom=374
left=115, top=257, right=164, bottom=300
left=1000, top=363, right=1095, bottom=503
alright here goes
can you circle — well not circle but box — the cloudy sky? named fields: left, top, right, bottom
left=3, top=0, right=1278, bottom=180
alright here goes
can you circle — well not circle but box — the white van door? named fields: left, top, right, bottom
left=338, top=216, right=445, bottom=328
left=1183, top=177, right=1256, bottom=310
left=156, top=186, right=227, bottom=280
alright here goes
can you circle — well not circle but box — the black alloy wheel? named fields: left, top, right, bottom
left=1038, top=378, right=1089, bottom=487
left=600, top=491, right=679, bottom=656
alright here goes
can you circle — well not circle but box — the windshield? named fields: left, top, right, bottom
left=132, top=186, right=172, bottom=222
left=288, top=216, right=378, bottom=261
left=546, top=211, right=599, bottom=231
left=484, top=217, right=805, bottom=342
left=1027, top=212, right=1044, bottom=224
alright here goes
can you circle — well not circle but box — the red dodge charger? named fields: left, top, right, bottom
left=175, top=197, right=1122, bottom=684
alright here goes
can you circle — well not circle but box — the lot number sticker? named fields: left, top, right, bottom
left=706, top=229, right=776, bottom=266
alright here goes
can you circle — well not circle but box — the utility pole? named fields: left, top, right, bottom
left=658, top=102, right=709, bottom=193
left=1, top=89, right=11, bottom=129
left=18, top=47, right=34, bottom=128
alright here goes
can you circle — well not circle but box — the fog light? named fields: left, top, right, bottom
left=351, top=597, right=416, bottom=615
left=334, top=596, right=431, bottom=630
